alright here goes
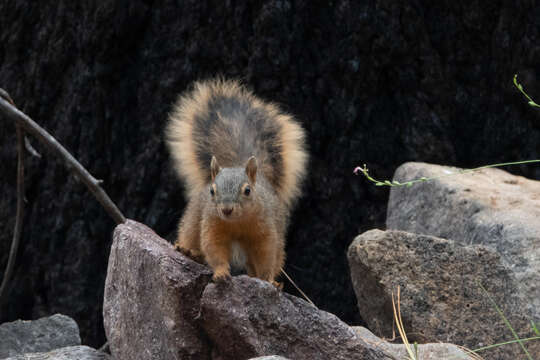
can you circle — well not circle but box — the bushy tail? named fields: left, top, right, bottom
left=166, top=78, right=308, bottom=207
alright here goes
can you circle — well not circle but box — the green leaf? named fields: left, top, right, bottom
left=406, top=182, right=413, bottom=187
left=384, top=180, right=392, bottom=186
left=375, top=182, right=385, bottom=186
left=420, top=177, right=427, bottom=181
left=392, top=180, right=401, bottom=185
left=528, top=101, right=537, bottom=107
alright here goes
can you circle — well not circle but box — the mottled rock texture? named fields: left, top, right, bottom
left=201, top=275, right=390, bottom=360
left=104, top=220, right=392, bottom=360
left=4, top=346, right=110, bottom=360
left=1, top=1, right=540, bottom=346
left=0, top=314, right=81, bottom=358
left=103, top=220, right=212, bottom=360
left=348, top=229, right=539, bottom=359
left=387, top=162, right=540, bottom=321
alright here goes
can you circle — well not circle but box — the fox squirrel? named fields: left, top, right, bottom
left=166, top=79, right=308, bottom=284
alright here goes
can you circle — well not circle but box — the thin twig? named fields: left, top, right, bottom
left=0, top=91, right=25, bottom=303
left=280, top=268, right=316, bottom=307
left=0, top=93, right=126, bottom=224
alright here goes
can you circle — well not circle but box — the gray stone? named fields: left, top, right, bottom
left=248, top=357, right=291, bottom=360
left=353, top=327, right=471, bottom=360
left=3, top=346, right=110, bottom=360
left=347, top=229, right=540, bottom=359
left=200, top=275, right=393, bottom=360
left=103, top=220, right=212, bottom=360
left=0, top=314, right=80, bottom=358
left=386, top=162, right=540, bottom=320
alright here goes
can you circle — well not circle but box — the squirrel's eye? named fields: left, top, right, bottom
left=244, top=186, right=251, bottom=196
left=210, top=188, right=215, bottom=196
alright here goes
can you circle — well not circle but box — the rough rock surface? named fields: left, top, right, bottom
left=4, top=346, right=110, bottom=360
left=0, top=314, right=81, bottom=358
left=347, top=229, right=539, bottom=359
left=353, top=327, right=471, bottom=360
left=2, top=1, right=540, bottom=346
left=201, top=275, right=391, bottom=360
left=103, top=220, right=393, bottom=360
left=387, top=162, right=540, bottom=320
left=103, top=220, right=212, bottom=360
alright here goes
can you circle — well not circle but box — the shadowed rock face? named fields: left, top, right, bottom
left=1, top=1, right=540, bottom=346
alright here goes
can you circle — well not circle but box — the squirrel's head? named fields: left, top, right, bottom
left=209, top=156, right=258, bottom=221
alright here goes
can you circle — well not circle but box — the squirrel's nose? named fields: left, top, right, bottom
left=222, top=207, right=233, bottom=216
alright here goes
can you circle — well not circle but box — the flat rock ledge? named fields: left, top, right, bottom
left=104, top=220, right=400, bottom=360
left=348, top=229, right=540, bottom=359
left=353, top=327, right=470, bottom=360
left=386, top=162, right=540, bottom=321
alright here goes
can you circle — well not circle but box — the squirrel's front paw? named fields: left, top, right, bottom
left=212, top=268, right=231, bottom=283
left=272, top=280, right=284, bottom=290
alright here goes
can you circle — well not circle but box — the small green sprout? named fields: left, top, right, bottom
left=354, top=160, right=540, bottom=187
left=514, top=74, right=540, bottom=107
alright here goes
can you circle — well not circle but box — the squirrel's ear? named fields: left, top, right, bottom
left=211, top=156, right=221, bottom=181
left=245, top=156, right=257, bottom=183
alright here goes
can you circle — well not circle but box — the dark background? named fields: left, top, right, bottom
left=1, top=1, right=539, bottom=347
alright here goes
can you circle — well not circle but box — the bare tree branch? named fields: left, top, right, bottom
left=0, top=90, right=25, bottom=303
left=0, top=92, right=126, bottom=224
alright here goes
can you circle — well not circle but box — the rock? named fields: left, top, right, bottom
left=0, top=314, right=81, bottom=358
left=248, top=357, right=290, bottom=360
left=103, top=220, right=212, bottom=360
left=103, top=220, right=393, bottom=360
left=347, top=229, right=539, bottom=359
left=200, top=275, right=392, bottom=360
left=3, top=345, right=110, bottom=360
left=386, top=162, right=540, bottom=320
left=353, top=326, right=471, bottom=360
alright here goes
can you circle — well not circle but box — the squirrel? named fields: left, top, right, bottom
left=165, top=78, right=308, bottom=285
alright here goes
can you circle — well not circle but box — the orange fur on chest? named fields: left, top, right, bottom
left=210, top=214, right=271, bottom=246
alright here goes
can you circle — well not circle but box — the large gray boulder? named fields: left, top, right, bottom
left=103, top=220, right=212, bottom=360
left=103, top=220, right=396, bottom=360
left=347, top=229, right=539, bottom=359
left=3, top=346, right=110, bottom=360
left=0, top=314, right=81, bottom=358
left=386, top=162, right=540, bottom=320
left=200, top=275, right=391, bottom=360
